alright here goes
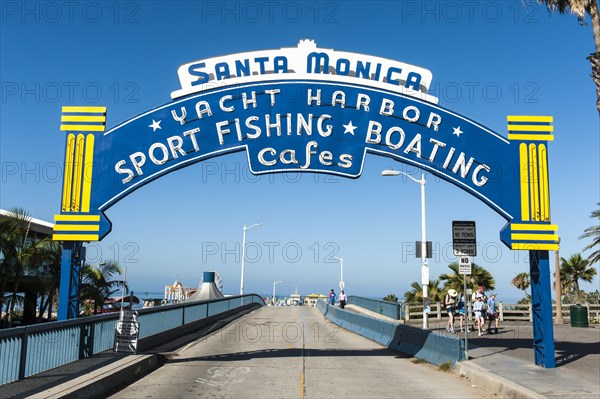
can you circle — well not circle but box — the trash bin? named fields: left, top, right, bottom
left=570, top=305, right=589, bottom=327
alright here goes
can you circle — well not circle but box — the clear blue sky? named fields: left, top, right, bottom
left=1, top=1, right=598, bottom=301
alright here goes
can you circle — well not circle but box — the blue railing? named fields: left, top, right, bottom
left=347, top=296, right=403, bottom=320
left=0, top=294, right=264, bottom=386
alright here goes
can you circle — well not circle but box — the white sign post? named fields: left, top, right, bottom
left=457, top=254, right=472, bottom=361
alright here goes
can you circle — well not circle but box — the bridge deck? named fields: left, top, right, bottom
left=110, top=306, right=496, bottom=398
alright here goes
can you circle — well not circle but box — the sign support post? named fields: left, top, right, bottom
left=57, top=241, right=84, bottom=320
left=530, top=250, right=556, bottom=368
left=458, top=255, right=472, bottom=361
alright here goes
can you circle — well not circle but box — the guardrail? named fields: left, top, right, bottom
left=317, top=300, right=464, bottom=366
left=400, top=302, right=600, bottom=323
left=347, top=296, right=403, bottom=320
left=0, top=294, right=265, bottom=386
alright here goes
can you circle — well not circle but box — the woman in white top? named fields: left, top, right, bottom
left=473, top=294, right=486, bottom=336
left=339, top=290, right=347, bottom=309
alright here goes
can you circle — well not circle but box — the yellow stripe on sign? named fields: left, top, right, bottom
left=62, top=134, right=75, bottom=212
left=61, top=115, right=106, bottom=122
left=538, top=144, right=549, bottom=222
left=529, top=144, right=539, bottom=221
left=512, top=243, right=559, bottom=251
left=507, top=115, right=553, bottom=123
left=53, top=234, right=99, bottom=241
left=511, top=233, right=559, bottom=241
left=72, top=134, right=85, bottom=212
left=60, top=124, right=106, bottom=132
left=511, top=223, right=558, bottom=231
left=508, top=125, right=553, bottom=132
left=54, top=224, right=99, bottom=231
left=81, top=134, right=95, bottom=212
left=519, top=143, right=529, bottom=221
left=54, top=214, right=101, bottom=222
left=62, top=106, right=107, bottom=113
left=508, top=134, right=555, bottom=141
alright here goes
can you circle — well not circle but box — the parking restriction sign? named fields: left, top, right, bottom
left=458, top=256, right=472, bottom=275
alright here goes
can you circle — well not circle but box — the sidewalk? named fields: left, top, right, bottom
left=347, top=305, right=600, bottom=398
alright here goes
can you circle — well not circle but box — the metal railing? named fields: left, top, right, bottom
left=346, top=296, right=403, bottom=320
left=401, top=302, right=600, bottom=323
left=0, top=294, right=265, bottom=386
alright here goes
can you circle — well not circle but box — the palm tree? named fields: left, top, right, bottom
left=579, top=203, right=600, bottom=266
left=560, top=253, right=597, bottom=303
left=538, top=1, right=600, bottom=112
left=32, top=240, right=62, bottom=321
left=404, top=279, right=442, bottom=303
left=0, top=208, right=45, bottom=325
left=511, top=272, right=531, bottom=302
left=80, top=261, right=127, bottom=315
left=439, top=262, right=496, bottom=294
left=511, top=272, right=531, bottom=291
left=383, top=294, right=398, bottom=302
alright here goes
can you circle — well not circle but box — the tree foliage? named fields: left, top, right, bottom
left=560, top=253, right=597, bottom=303
left=538, top=0, right=600, bottom=113
left=404, top=279, right=443, bottom=303
left=579, top=203, right=600, bottom=266
left=439, top=262, right=496, bottom=294
left=383, top=294, right=398, bottom=302
left=80, top=261, right=127, bottom=315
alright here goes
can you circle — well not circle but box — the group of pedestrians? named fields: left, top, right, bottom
left=328, top=289, right=347, bottom=309
left=445, top=284, right=499, bottom=336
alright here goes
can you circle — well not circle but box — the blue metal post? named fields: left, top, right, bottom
left=57, top=241, right=84, bottom=320
left=529, top=250, right=556, bottom=368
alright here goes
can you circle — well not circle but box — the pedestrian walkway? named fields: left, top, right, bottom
left=424, top=319, right=600, bottom=388
left=348, top=304, right=600, bottom=397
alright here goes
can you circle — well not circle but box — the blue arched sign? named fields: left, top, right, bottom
left=53, top=40, right=558, bottom=367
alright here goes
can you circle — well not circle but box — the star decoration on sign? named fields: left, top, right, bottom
left=343, top=121, right=357, bottom=135
left=149, top=119, right=162, bottom=132
left=452, top=126, right=463, bottom=137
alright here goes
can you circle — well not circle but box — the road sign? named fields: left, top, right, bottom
left=452, top=221, right=477, bottom=256
left=458, top=256, right=472, bottom=274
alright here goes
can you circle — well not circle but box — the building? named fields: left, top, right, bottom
left=303, top=293, right=327, bottom=307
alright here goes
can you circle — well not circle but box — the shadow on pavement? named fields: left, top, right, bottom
left=166, top=347, right=411, bottom=363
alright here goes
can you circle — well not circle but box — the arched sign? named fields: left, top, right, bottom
left=53, top=40, right=558, bottom=367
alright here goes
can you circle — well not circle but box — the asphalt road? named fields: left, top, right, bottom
left=110, top=306, right=500, bottom=399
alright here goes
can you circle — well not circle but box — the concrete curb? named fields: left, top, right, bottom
left=454, top=361, right=546, bottom=399
left=27, top=354, right=160, bottom=399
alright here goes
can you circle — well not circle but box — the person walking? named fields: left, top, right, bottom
left=487, top=293, right=500, bottom=334
left=445, top=289, right=458, bottom=332
left=339, top=290, right=347, bottom=309
left=470, top=283, right=487, bottom=331
left=456, top=292, right=466, bottom=332
left=473, top=293, right=486, bottom=336
left=329, top=289, right=336, bottom=305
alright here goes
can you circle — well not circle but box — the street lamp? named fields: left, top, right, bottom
left=240, top=223, right=262, bottom=296
left=272, top=280, right=283, bottom=305
left=555, top=237, right=564, bottom=324
left=382, top=168, right=429, bottom=330
left=333, top=256, right=344, bottom=290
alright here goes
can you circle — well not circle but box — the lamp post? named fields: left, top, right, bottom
left=333, top=256, right=344, bottom=290
left=272, top=280, right=283, bottom=305
left=240, top=223, right=262, bottom=296
left=555, top=238, right=564, bottom=324
left=382, top=169, right=429, bottom=330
